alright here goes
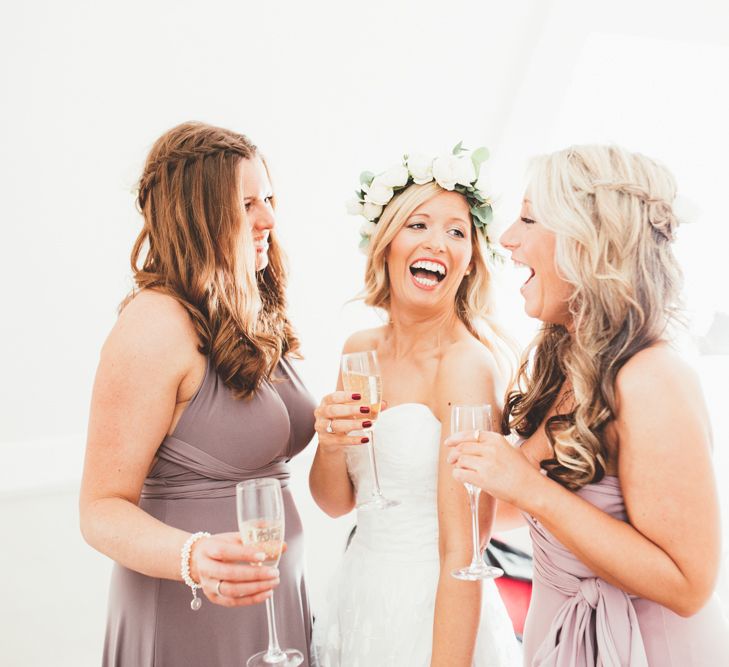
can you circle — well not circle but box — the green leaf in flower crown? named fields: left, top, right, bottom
left=360, top=171, right=375, bottom=188
left=469, top=189, right=485, bottom=204
left=470, top=202, right=494, bottom=227
left=452, top=140, right=465, bottom=155
left=355, top=189, right=365, bottom=202
left=470, top=147, right=490, bottom=170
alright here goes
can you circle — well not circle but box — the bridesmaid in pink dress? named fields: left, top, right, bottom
left=447, top=145, right=729, bottom=665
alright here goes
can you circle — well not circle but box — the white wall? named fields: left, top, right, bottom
left=1, top=0, right=728, bottom=664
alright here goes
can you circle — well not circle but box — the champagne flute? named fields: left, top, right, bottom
left=340, top=350, right=399, bottom=510
left=236, top=478, right=303, bottom=667
left=450, top=404, right=504, bottom=580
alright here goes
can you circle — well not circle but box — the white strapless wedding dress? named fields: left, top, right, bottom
left=312, top=403, right=520, bottom=667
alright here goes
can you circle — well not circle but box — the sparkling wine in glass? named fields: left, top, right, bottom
left=236, top=478, right=303, bottom=667
left=450, top=404, right=504, bottom=581
left=341, top=350, right=399, bottom=510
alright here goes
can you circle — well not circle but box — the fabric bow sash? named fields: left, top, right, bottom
left=531, top=526, right=648, bottom=667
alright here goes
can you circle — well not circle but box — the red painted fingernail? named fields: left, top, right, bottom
left=361, top=437, right=369, bottom=444
left=351, top=393, right=361, bottom=400
left=360, top=406, right=370, bottom=414
left=362, top=420, right=372, bottom=428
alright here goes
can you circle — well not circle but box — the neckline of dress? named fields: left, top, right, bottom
left=380, top=402, right=441, bottom=425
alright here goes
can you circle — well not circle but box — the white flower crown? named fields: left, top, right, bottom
left=347, top=142, right=496, bottom=255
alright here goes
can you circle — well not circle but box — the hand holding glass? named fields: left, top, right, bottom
left=450, top=404, right=503, bottom=581
left=340, top=350, right=399, bottom=510
left=237, top=478, right=303, bottom=667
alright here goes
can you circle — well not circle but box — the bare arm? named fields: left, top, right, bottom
left=431, top=344, right=500, bottom=667
left=308, top=381, right=361, bottom=517
left=79, top=292, right=277, bottom=606
left=450, top=346, right=721, bottom=617
left=309, top=331, right=380, bottom=517
left=526, top=348, right=720, bottom=616
left=494, top=500, right=527, bottom=532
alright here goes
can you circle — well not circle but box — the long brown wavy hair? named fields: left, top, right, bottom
left=502, top=145, right=683, bottom=490
left=124, top=121, right=300, bottom=399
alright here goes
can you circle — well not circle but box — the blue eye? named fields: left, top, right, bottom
left=449, top=228, right=465, bottom=238
left=407, top=222, right=426, bottom=229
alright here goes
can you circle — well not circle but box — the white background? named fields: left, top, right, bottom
left=1, top=0, right=728, bottom=664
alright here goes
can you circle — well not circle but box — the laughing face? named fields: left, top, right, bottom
left=499, top=198, right=573, bottom=326
left=386, top=190, right=473, bottom=311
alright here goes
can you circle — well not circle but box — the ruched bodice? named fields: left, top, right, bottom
left=142, top=356, right=313, bottom=500
left=523, top=475, right=729, bottom=666
left=314, top=403, right=520, bottom=666
left=345, top=403, right=441, bottom=560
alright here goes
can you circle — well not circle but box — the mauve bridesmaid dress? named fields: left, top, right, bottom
left=103, top=356, right=316, bottom=667
left=522, top=475, right=729, bottom=666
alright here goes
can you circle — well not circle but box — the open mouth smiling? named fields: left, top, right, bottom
left=514, top=260, right=535, bottom=287
left=409, top=259, right=447, bottom=288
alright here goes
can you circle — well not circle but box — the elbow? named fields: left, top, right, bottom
left=78, top=501, right=97, bottom=549
left=663, top=576, right=715, bottom=617
left=670, top=589, right=713, bottom=618
left=317, top=498, right=355, bottom=518
left=325, top=505, right=354, bottom=519
left=309, top=487, right=354, bottom=518
left=309, top=475, right=355, bottom=517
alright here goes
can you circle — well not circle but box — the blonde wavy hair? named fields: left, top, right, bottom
left=502, top=145, right=684, bottom=489
left=362, top=181, right=512, bottom=361
left=124, top=121, right=300, bottom=399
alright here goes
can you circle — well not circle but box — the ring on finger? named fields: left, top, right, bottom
left=325, top=419, right=335, bottom=434
left=215, top=579, right=224, bottom=597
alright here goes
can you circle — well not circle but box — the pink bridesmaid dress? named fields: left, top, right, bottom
left=522, top=475, right=729, bottom=666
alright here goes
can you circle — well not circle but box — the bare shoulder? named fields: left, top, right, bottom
left=438, top=336, right=498, bottom=385
left=613, top=342, right=710, bottom=455
left=342, top=326, right=387, bottom=354
left=103, top=290, right=200, bottom=376
left=434, top=336, right=499, bottom=408
left=615, top=343, right=702, bottom=407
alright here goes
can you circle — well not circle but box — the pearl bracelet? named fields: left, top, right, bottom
left=180, top=531, right=211, bottom=610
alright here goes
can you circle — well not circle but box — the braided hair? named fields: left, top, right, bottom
left=125, top=121, right=300, bottom=399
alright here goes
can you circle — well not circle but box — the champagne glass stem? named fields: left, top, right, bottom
left=264, top=595, right=285, bottom=660
left=365, top=428, right=384, bottom=497
left=466, top=483, right=483, bottom=568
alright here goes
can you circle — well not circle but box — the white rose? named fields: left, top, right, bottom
left=378, top=165, right=409, bottom=188
left=432, top=154, right=459, bottom=190
left=362, top=201, right=383, bottom=221
left=364, top=177, right=394, bottom=205
left=359, top=219, right=377, bottom=237
left=346, top=197, right=364, bottom=216
left=454, top=156, right=476, bottom=187
left=406, top=153, right=434, bottom=184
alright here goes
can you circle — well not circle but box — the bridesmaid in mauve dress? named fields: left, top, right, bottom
left=80, top=122, right=316, bottom=666
left=448, top=145, right=729, bottom=665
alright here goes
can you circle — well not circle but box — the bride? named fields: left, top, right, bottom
left=310, top=147, right=520, bottom=666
